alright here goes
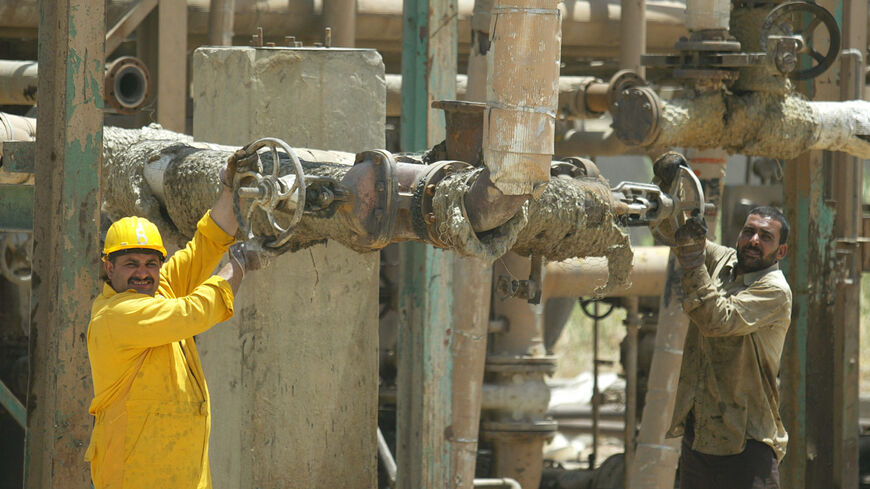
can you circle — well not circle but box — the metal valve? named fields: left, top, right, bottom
left=612, top=164, right=706, bottom=245
left=230, top=137, right=307, bottom=249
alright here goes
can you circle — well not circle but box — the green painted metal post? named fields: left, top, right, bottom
left=25, top=1, right=104, bottom=488
left=782, top=0, right=862, bottom=485
left=397, top=0, right=457, bottom=486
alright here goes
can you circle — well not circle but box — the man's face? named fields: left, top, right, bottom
left=735, top=213, right=787, bottom=273
left=105, top=252, right=162, bottom=296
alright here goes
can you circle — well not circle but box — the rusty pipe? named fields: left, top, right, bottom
left=0, top=58, right=151, bottom=114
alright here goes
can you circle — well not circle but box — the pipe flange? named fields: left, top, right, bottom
left=485, top=355, right=558, bottom=375
left=105, top=56, right=151, bottom=114
left=351, top=150, right=400, bottom=250
left=606, top=69, right=645, bottom=110
left=610, top=86, right=662, bottom=147
left=410, top=160, right=473, bottom=247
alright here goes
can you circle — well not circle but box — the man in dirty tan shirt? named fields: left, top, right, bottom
left=668, top=205, right=792, bottom=489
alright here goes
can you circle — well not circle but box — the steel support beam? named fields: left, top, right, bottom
left=0, top=378, right=25, bottom=428
left=396, top=0, right=457, bottom=487
left=25, top=1, right=103, bottom=488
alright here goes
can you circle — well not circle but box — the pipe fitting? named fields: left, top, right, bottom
left=104, top=56, right=152, bottom=114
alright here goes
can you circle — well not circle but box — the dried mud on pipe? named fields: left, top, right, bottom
left=657, top=92, right=817, bottom=158
left=433, top=170, right=633, bottom=295
left=103, top=125, right=360, bottom=250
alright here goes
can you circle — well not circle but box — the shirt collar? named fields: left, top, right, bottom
left=730, top=260, right=780, bottom=286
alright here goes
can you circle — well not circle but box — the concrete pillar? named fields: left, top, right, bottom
left=192, top=46, right=385, bottom=489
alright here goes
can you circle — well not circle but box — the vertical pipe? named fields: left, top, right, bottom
left=450, top=257, right=493, bottom=489
left=619, top=0, right=645, bottom=76
left=157, top=0, right=187, bottom=132
left=324, top=0, right=357, bottom=47
left=591, top=301, right=600, bottom=468
left=26, top=1, right=103, bottom=488
left=483, top=0, right=561, bottom=196
left=623, top=296, right=639, bottom=484
left=627, top=257, right=686, bottom=489
left=207, top=0, right=236, bottom=46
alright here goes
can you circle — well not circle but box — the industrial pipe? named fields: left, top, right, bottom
left=387, top=74, right=607, bottom=119
left=612, top=88, right=870, bottom=159
left=207, top=0, right=236, bottom=46
left=1, top=0, right=690, bottom=59
left=542, top=247, right=668, bottom=300
left=474, top=478, right=521, bottom=489
left=0, top=58, right=151, bottom=114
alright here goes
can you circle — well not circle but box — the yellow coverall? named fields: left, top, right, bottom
left=85, top=212, right=235, bottom=489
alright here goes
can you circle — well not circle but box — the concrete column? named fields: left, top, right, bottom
left=193, top=46, right=385, bottom=489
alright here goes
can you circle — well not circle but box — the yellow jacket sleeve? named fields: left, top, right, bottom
left=159, top=210, right=235, bottom=298
left=95, top=276, right=234, bottom=349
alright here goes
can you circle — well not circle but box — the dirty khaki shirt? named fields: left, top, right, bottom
left=667, top=241, right=792, bottom=461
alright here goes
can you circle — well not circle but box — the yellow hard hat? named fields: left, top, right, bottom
left=103, top=216, right=167, bottom=260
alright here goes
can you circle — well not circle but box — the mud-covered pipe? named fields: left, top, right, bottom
left=615, top=88, right=870, bottom=159
left=0, top=58, right=151, bottom=114
left=100, top=124, right=633, bottom=288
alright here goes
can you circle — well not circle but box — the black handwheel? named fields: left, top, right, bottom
left=760, top=0, right=841, bottom=80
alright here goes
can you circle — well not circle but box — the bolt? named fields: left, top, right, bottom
left=266, top=42, right=276, bottom=47
left=373, top=156, right=381, bottom=166
left=376, top=181, right=386, bottom=192
left=426, top=184, right=436, bottom=196
left=285, top=36, right=294, bottom=47
left=424, top=213, right=436, bottom=224
left=642, top=102, right=651, bottom=111
left=325, top=27, right=333, bottom=48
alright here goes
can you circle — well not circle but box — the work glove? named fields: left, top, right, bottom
left=672, top=212, right=707, bottom=269
left=652, top=151, right=688, bottom=190
left=229, top=240, right=272, bottom=278
left=220, top=151, right=243, bottom=188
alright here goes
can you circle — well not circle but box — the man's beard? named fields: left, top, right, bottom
left=736, top=244, right=778, bottom=273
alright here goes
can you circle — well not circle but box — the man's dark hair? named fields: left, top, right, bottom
left=106, top=248, right=165, bottom=264
left=748, top=206, right=789, bottom=244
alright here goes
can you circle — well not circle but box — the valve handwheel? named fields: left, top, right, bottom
left=231, top=137, right=307, bottom=249
left=650, top=166, right=706, bottom=246
left=760, top=0, right=841, bottom=80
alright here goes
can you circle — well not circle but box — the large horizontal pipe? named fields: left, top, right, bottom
left=0, top=57, right=151, bottom=114
left=610, top=84, right=870, bottom=160
left=387, top=74, right=606, bottom=119
left=0, top=0, right=689, bottom=57
left=542, top=246, right=668, bottom=299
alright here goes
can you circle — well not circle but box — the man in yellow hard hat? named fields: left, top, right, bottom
left=85, top=163, right=254, bottom=489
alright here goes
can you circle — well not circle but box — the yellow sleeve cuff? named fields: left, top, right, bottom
left=205, top=275, right=235, bottom=320
left=199, top=210, right=235, bottom=248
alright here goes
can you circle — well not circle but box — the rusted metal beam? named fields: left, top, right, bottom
left=25, top=1, right=103, bottom=488
left=105, top=0, right=158, bottom=55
